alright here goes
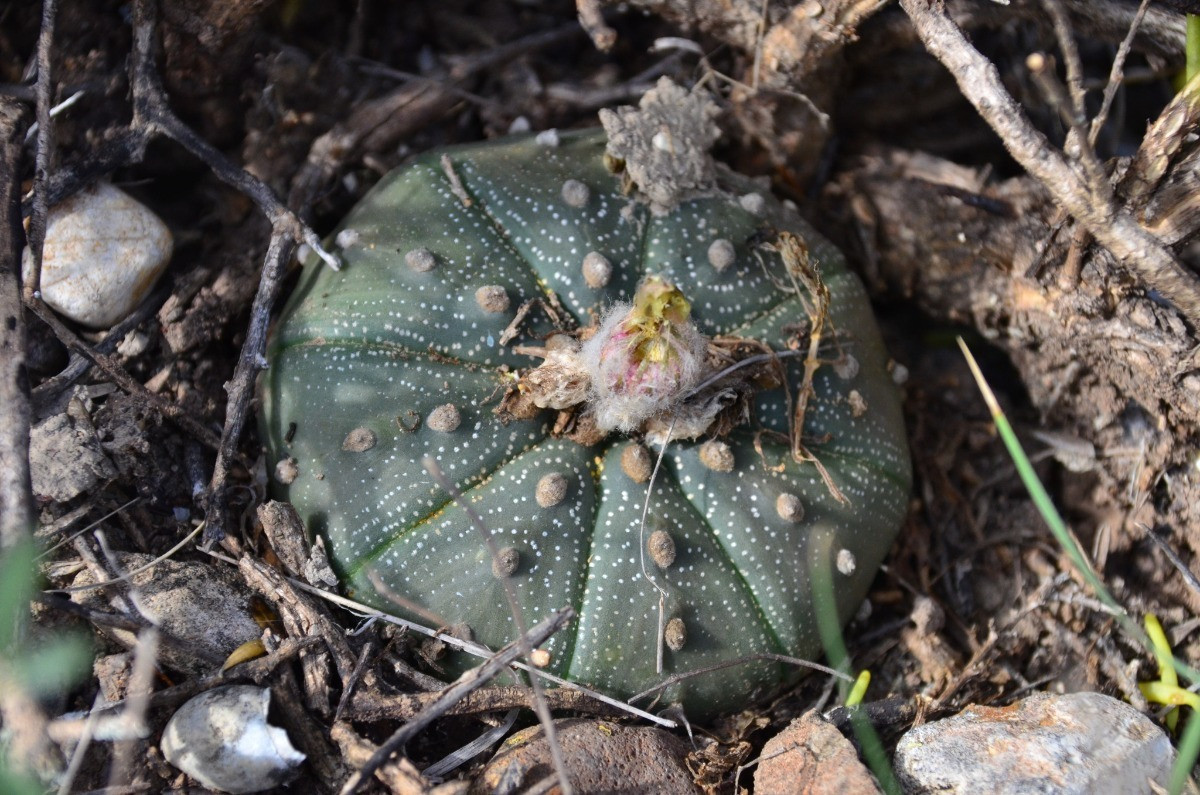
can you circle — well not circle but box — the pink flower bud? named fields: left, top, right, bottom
left=579, top=277, right=708, bottom=433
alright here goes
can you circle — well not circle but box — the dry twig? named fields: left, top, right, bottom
left=0, top=99, right=32, bottom=549
left=899, top=0, right=1200, bottom=327
left=338, top=607, right=575, bottom=795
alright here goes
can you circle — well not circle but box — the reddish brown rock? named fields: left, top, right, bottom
left=755, top=711, right=881, bottom=795
left=473, top=718, right=697, bottom=794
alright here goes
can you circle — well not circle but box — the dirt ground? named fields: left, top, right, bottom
left=4, top=0, right=1200, bottom=792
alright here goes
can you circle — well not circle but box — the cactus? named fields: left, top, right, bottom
left=261, top=126, right=910, bottom=718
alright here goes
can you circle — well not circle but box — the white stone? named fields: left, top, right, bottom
left=23, top=182, right=172, bottom=328
left=162, top=686, right=305, bottom=794
left=895, top=691, right=1174, bottom=795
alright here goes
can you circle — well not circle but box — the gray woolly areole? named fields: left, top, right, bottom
left=599, top=77, right=722, bottom=215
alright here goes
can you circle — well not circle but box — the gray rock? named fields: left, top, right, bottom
left=72, top=554, right=261, bottom=676
left=895, top=691, right=1173, bottom=794
left=161, top=686, right=304, bottom=794
left=29, top=400, right=117, bottom=502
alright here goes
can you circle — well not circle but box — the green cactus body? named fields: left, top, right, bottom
left=261, top=129, right=910, bottom=717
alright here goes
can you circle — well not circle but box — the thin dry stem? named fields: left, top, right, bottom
left=899, top=0, right=1200, bottom=327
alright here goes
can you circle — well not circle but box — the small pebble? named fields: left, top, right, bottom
left=492, top=547, right=520, bottom=578
left=117, top=330, right=149, bottom=358
left=755, top=711, right=879, bottom=795
left=404, top=247, right=437, bottom=273
left=582, top=251, right=613, bottom=288
left=664, top=617, right=687, bottom=651
left=475, top=285, right=510, bottom=313
left=776, top=493, right=804, bottom=522
left=561, top=179, right=590, bottom=208
left=427, top=404, right=461, bottom=433
left=530, top=648, right=552, bottom=667
left=536, top=472, right=569, bottom=508
left=698, top=440, right=735, bottom=472
left=706, top=239, right=736, bottom=272
left=162, top=686, right=305, bottom=794
left=476, top=719, right=695, bottom=795
left=621, top=443, right=653, bottom=483
left=25, top=182, right=173, bottom=328
left=341, top=427, right=376, bottom=452
left=647, top=530, right=676, bottom=569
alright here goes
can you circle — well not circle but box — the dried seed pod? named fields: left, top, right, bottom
left=647, top=529, right=676, bottom=569
left=492, top=547, right=520, bottom=578
left=536, top=472, right=569, bottom=508
left=427, top=404, right=461, bottom=433
left=621, top=443, right=654, bottom=483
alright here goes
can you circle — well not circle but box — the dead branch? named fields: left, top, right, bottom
left=0, top=94, right=59, bottom=784
left=0, top=99, right=32, bottom=549
left=23, top=0, right=56, bottom=302
left=289, top=23, right=581, bottom=213
left=338, top=607, right=575, bottom=795
left=347, top=684, right=627, bottom=723
left=24, top=301, right=224, bottom=452
left=238, top=554, right=357, bottom=716
left=898, top=0, right=1200, bottom=327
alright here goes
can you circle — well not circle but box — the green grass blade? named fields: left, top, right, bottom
left=958, top=338, right=1199, bottom=793
left=810, top=529, right=901, bottom=795
left=1187, top=15, right=1200, bottom=84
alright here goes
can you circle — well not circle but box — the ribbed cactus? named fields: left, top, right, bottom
left=261, top=127, right=910, bottom=717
